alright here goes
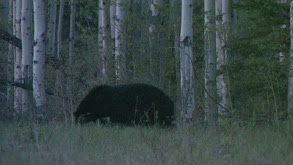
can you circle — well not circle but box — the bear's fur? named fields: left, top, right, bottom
left=74, top=84, right=174, bottom=125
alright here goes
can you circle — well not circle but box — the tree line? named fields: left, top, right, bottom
left=0, top=0, right=291, bottom=126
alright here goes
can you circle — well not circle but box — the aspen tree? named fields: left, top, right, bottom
left=204, top=0, right=217, bottom=126
left=115, top=0, right=126, bottom=83
left=21, top=0, right=33, bottom=115
left=33, top=0, right=46, bottom=121
left=14, top=0, right=22, bottom=118
left=180, top=0, right=195, bottom=122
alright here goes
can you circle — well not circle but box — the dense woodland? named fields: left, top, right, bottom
left=0, top=0, right=292, bottom=126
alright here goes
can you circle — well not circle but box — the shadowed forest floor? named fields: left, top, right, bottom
left=1, top=122, right=293, bottom=165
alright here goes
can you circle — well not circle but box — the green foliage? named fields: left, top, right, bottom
left=228, top=0, right=290, bottom=121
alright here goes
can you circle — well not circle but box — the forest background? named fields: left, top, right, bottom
left=0, top=0, right=291, bottom=125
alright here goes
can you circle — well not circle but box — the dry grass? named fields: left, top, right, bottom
left=1, top=122, right=293, bottom=165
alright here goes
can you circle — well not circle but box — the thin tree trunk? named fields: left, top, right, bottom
left=21, top=0, right=33, bottom=117
left=180, top=0, right=195, bottom=122
left=7, top=0, right=14, bottom=105
left=288, top=1, right=293, bottom=119
left=98, top=0, right=103, bottom=80
left=14, top=0, right=22, bottom=119
left=110, top=0, right=116, bottom=82
left=170, top=0, right=181, bottom=117
left=56, top=0, right=65, bottom=122
left=216, top=0, right=223, bottom=116
left=110, top=0, right=116, bottom=41
left=204, top=0, right=217, bottom=126
left=149, top=0, right=163, bottom=33
left=216, top=0, right=232, bottom=122
left=68, top=0, right=75, bottom=123
left=57, top=0, right=64, bottom=63
left=101, top=0, right=111, bottom=83
left=0, top=0, right=10, bottom=118
left=33, top=0, right=47, bottom=121
left=115, top=0, right=126, bottom=83
left=149, top=0, right=163, bottom=84
left=47, top=0, right=57, bottom=55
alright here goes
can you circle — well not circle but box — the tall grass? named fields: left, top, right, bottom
left=1, top=122, right=293, bottom=165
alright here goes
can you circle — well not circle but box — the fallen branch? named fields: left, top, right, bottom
left=0, top=28, right=22, bottom=48
left=0, top=28, right=61, bottom=69
left=0, top=79, right=55, bottom=95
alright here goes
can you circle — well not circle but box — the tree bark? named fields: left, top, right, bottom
left=204, top=0, right=217, bottom=126
left=288, top=1, right=293, bottom=119
left=101, top=0, right=111, bottom=83
left=14, top=0, right=22, bottom=118
left=47, top=0, right=57, bottom=55
left=21, top=0, right=33, bottom=115
left=33, top=0, right=47, bottom=121
left=115, top=0, right=126, bottom=83
left=216, top=0, right=232, bottom=122
left=180, top=0, right=195, bottom=122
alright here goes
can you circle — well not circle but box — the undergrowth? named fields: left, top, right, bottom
left=1, top=122, right=293, bottom=165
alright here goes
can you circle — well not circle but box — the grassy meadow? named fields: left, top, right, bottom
left=1, top=122, right=293, bottom=165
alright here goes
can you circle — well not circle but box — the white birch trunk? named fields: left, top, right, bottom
left=288, top=1, right=293, bottom=119
left=33, top=0, right=46, bottom=120
left=14, top=0, right=22, bottom=117
left=115, top=0, right=126, bottom=83
left=218, top=0, right=232, bottom=118
left=204, top=0, right=217, bottom=126
left=47, top=0, right=57, bottom=55
left=180, top=0, right=195, bottom=122
left=21, top=0, right=33, bottom=115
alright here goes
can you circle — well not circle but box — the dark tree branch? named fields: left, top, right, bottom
left=0, top=28, right=62, bottom=69
left=0, top=79, right=55, bottom=95
left=0, top=28, right=22, bottom=48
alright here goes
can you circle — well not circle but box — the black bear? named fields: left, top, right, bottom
left=74, top=84, right=174, bottom=125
